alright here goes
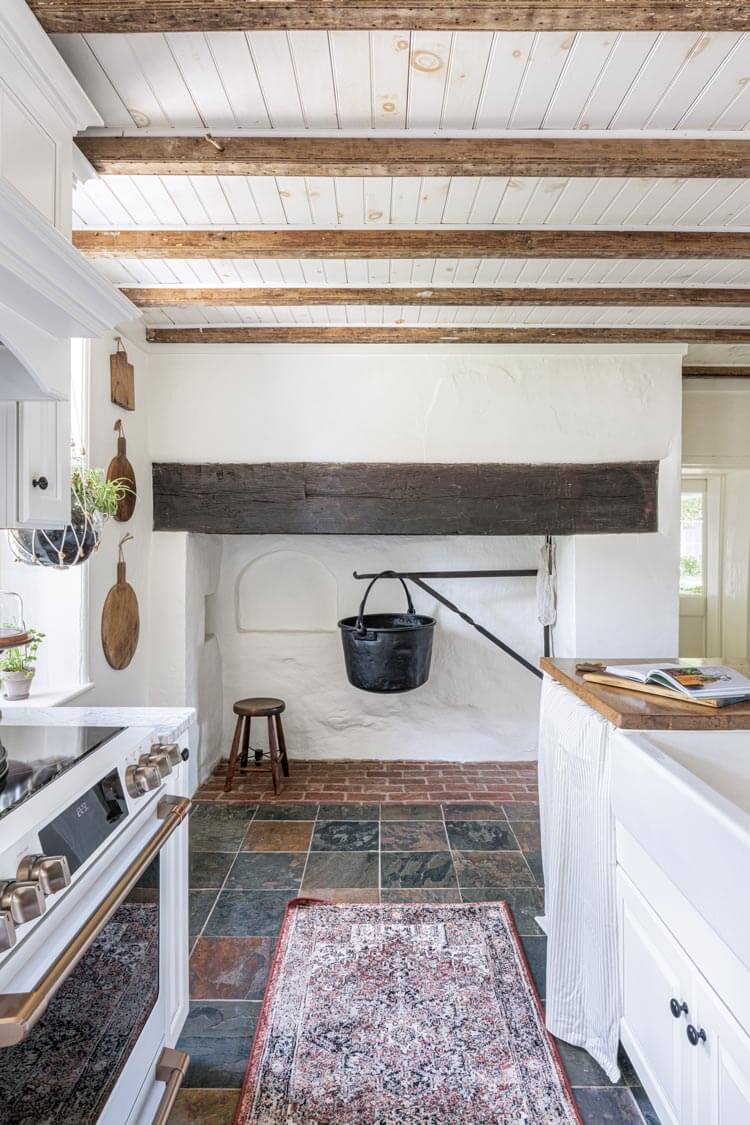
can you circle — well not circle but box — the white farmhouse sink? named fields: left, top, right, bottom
left=612, top=729, right=750, bottom=974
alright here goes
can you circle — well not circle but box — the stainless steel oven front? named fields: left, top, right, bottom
left=0, top=727, right=191, bottom=1125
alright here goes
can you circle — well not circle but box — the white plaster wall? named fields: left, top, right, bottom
left=147, top=343, right=684, bottom=761
left=683, top=379, right=750, bottom=469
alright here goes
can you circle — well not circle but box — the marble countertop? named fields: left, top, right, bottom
left=0, top=705, right=196, bottom=740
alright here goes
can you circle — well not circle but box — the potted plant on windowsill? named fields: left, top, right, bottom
left=0, top=629, right=45, bottom=700
left=8, top=466, right=132, bottom=569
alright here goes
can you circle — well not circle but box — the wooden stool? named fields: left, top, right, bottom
left=224, top=697, right=289, bottom=795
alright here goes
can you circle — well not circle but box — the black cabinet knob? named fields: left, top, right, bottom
left=670, top=998, right=688, bottom=1018
left=687, top=1025, right=707, bottom=1046
left=32, top=476, right=49, bottom=491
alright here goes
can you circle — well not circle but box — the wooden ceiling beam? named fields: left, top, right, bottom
left=75, top=136, right=750, bottom=179
left=73, top=229, right=750, bottom=260
left=682, top=366, right=750, bottom=377
left=145, top=326, right=750, bottom=344
left=28, top=2, right=750, bottom=33
left=123, top=286, right=750, bottom=308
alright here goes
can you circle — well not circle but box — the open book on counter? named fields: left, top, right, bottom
left=600, top=663, right=750, bottom=700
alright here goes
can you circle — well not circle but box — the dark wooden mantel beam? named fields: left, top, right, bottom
left=28, top=2, right=750, bottom=33
left=74, top=229, right=750, bottom=261
left=123, top=286, right=750, bottom=309
left=153, top=461, right=659, bottom=536
left=75, top=137, right=750, bottom=180
left=145, top=326, right=750, bottom=344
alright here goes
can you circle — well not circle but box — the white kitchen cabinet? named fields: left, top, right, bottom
left=0, top=400, right=70, bottom=529
left=618, top=870, right=750, bottom=1125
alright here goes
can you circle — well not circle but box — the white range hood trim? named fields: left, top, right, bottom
left=0, top=180, right=138, bottom=339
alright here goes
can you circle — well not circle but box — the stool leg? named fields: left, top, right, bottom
left=275, top=713, right=290, bottom=778
left=267, top=716, right=282, bottom=796
left=224, top=716, right=244, bottom=793
left=239, top=715, right=251, bottom=768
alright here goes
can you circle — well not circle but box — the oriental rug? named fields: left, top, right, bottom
left=234, top=899, right=581, bottom=1124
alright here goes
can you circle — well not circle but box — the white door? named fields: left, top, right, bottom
left=618, top=872, right=694, bottom=1125
left=693, top=977, right=750, bottom=1125
left=679, top=475, right=722, bottom=658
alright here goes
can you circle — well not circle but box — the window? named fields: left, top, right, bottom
left=679, top=485, right=705, bottom=596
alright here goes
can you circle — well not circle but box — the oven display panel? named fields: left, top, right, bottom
left=39, top=769, right=128, bottom=873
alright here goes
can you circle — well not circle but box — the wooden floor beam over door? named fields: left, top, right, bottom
left=73, top=230, right=750, bottom=261
left=75, top=137, right=750, bottom=180
left=28, top=1, right=750, bottom=33
left=123, top=287, right=750, bottom=309
left=145, top=326, right=750, bottom=344
left=682, top=367, right=750, bottom=378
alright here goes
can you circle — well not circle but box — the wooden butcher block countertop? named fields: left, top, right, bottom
left=540, top=657, right=750, bottom=731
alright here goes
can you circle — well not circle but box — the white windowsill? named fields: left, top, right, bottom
left=0, top=682, right=94, bottom=710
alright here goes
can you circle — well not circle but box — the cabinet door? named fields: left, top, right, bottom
left=16, top=400, right=70, bottom=528
left=693, top=978, right=750, bottom=1125
left=618, top=872, right=694, bottom=1125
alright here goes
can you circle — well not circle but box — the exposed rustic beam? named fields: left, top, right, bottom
left=145, top=326, right=750, bottom=344
left=75, top=137, right=750, bottom=179
left=74, top=229, right=750, bottom=261
left=682, top=366, right=750, bottom=377
left=152, top=461, right=658, bottom=536
left=28, top=2, right=750, bottom=33
left=123, top=286, right=750, bottom=308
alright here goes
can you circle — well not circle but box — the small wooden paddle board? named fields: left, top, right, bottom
left=101, top=534, right=139, bottom=670
left=107, top=419, right=137, bottom=522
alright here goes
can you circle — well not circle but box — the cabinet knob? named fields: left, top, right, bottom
left=686, top=1024, right=707, bottom=1046
left=32, top=476, right=49, bottom=491
left=670, top=998, right=688, bottom=1018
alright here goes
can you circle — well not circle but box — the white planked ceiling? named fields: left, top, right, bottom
left=73, top=174, right=750, bottom=230
left=54, top=30, right=750, bottom=134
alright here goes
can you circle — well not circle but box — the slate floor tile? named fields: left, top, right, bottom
left=556, top=1040, right=623, bottom=1086
left=632, top=1085, right=660, bottom=1124
left=241, top=820, right=314, bottom=852
left=453, top=850, right=536, bottom=888
left=524, top=849, right=545, bottom=885
left=507, top=819, right=542, bottom=852
left=380, top=803, right=443, bottom=821
left=380, top=851, right=458, bottom=889
left=225, top=852, right=306, bottom=890
left=317, top=803, right=380, bottom=821
left=311, top=820, right=379, bottom=851
left=189, top=852, right=234, bottom=890
left=501, top=802, right=539, bottom=820
left=205, top=890, right=291, bottom=937
left=178, top=1000, right=259, bottom=1088
left=460, top=887, right=545, bottom=935
left=302, top=887, right=380, bottom=904
left=192, top=804, right=257, bottom=823
left=380, top=821, right=449, bottom=851
left=302, top=851, right=379, bottom=890
left=573, top=1087, right=644, bottom=1124
left=441, top=802, right=507, bottom=821
left=520, top=935, right=547, bottom=1000
left=253, top=803, right=319, bottom=820
left=169, top=1088, right=240, bottom=1125
left=381, top=888, right=461, bottom=903
left=445, top=821, right=519, bottom=851
left=190, top=816, right=251, bottom=853
left=190, top=936, right=275, bottom=1001
left=190, top=890, right=219, bottom=937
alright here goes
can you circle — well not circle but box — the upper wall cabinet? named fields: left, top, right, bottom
left=0, top=1, right=138, bottom=403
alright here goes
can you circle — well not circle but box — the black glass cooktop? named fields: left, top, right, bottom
left=0, top=725, right=123, bottom=820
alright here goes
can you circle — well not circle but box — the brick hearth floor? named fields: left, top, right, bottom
left=193, top=757, right=540, bottom=804
left=173, top=759, right=659, bottom=1124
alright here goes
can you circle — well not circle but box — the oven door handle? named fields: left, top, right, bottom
left=153, top=1046, right=190, bottom=1125
left=0, top=794, right=191, bottom=1048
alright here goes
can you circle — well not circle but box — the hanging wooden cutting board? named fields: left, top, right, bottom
left=106, top=420, right=137, bottom=521
left=101, top=534, right=139, bottom=670
left=110, top=339, right=135, bottom=410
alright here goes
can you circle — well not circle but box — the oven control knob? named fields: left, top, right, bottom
left=0, top=910, right=16, bottom=952
left=16, top=854, right=71, bottom=896
left=154, top=743, right=185, bottom=768
left=0, top=880, right=46, bottom=924
left=125, top=763, right=162, bottom=798
left=140, top=749, right=172, bottom=778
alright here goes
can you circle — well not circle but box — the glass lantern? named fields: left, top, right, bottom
left=0, top=591, right=27, bottom=648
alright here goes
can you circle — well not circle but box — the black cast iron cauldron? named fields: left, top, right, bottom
left=338, top=571, right=436, bottom=693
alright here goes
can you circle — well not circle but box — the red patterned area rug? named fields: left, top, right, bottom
left=234, top=900, right=581, bottom=1124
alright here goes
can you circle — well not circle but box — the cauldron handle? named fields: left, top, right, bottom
left=356, top=571, right=415, bottom=634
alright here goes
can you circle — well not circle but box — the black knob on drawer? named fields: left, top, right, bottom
left=32, top=476, right=49, bottom=491
left=670, top=998, right=688, bottom=1018
left=687, top=1024, right=707, bottom=1046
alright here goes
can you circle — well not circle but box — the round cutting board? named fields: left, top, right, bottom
left=101, top=555, right=139, bottom=670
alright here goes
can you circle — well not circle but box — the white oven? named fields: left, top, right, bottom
left=0, top=724, right=192, bottom=1125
